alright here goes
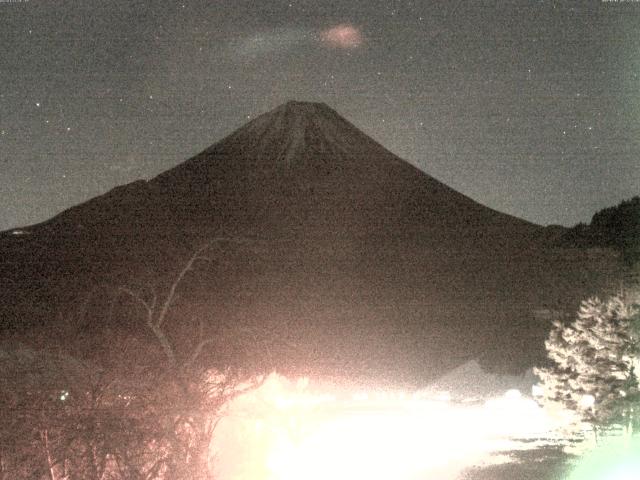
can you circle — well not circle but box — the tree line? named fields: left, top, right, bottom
left=559, top=196, right=640, bottom=266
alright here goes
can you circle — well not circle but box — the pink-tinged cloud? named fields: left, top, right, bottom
left=321, top=24, right=363, bottom=49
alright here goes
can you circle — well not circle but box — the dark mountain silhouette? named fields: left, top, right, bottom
left=0, top=101, right=623, bottom=384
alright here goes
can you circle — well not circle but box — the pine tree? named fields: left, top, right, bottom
left=534, top=292, right=640, bottom=435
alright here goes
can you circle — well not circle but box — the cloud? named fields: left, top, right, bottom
left=320, top=24, right=363, bottom=49
left=232, top=27, right=312, bottom=58
left=230, top=24, right=364, bottom=59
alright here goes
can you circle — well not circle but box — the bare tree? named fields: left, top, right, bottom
left=0, top=344, right=150, bottom=480
left=116, top=239, right=261, bottom=479
left=118, top=242, right=213, bottom=370
left=0, top=239, right=262, bottom=479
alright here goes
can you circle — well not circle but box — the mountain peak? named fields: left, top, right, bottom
left=262, top=100, right=340, bottom=133
left=261, top=100, right=341, bottom=127
left=152, top=100, right=396, bottom=190
left=278, top=100, right=332, bottom=113
left=270, top=100, right=339, bottom=121
left=204, top=100, right=381, bottom=167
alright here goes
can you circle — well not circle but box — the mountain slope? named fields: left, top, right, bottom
left=0, top=101, right=622, bottom=384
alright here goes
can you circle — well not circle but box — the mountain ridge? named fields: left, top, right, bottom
left=4, top=101, right=538, bottom=238
left=0, top=101, right=623, bottom=384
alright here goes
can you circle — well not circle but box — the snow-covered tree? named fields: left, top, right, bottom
left=534, top=291, right=640, bottom=434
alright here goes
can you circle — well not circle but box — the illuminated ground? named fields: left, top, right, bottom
left=209, top=374, right=590, bottom=480
left=461, top=445, right=574, bottom=480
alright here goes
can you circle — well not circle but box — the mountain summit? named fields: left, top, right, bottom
left=211, top=100, right=383, bottom=162
left=149, top=100, right=538, bottom=249
left=0, top=101, right=620, bottom=384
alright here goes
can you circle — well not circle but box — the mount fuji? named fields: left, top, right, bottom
left=0, top=101, right=621, bottom=384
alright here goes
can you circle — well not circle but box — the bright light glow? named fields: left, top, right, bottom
left=567, top=435, right=640, bottom=480
left=531, top=383, right=544, bottom=397
left=209, top=374, right=567, bottom=480
left=505, top=388, right=522, bottom=400
left=579, top=394, right=595, bottom=409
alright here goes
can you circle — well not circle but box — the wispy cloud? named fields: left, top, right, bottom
left=231, top=27, right=314, bottom=58
left=230, top=24, right=364, bottom=59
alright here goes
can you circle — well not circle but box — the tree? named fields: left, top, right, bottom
left=560, top=196, right=640, bottom=266
left=534, top=291, right=640, bottom=437
left=0, top=342, right=163, bottom=480
left=0, top=240, right=260, bottom=479
left=116, top=239, right=263, bottom=479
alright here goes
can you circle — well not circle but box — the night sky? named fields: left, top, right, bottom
left=1, top=0, right=638, bottom=231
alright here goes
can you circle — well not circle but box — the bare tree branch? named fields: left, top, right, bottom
left=118, top=287, right=153, bottom=321
left=181, top=319, right=212, bottom=370
left=148, top=323, right=177, bottom=367
left=117, top=286, right=176, bottom=365
left=186, top=341, right=215, bottom=370
left=120, top=238, right=255, bottom=368
left=155, top=243, right=212, bottom=329
left=149, top=290, right=158, bottom=313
